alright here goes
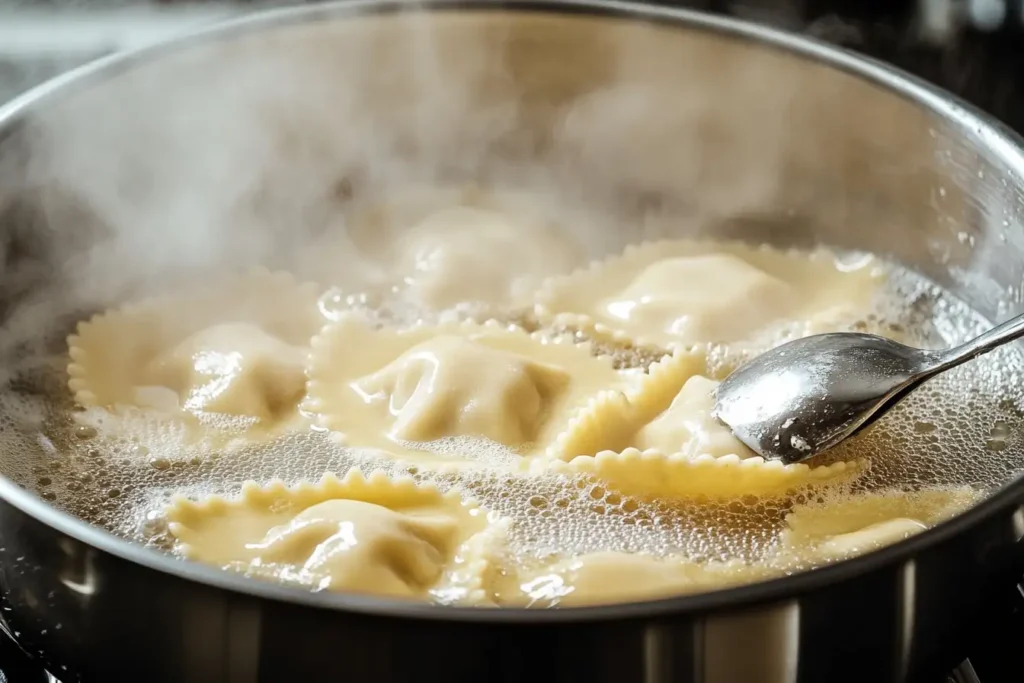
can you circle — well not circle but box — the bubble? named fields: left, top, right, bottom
left=75, top=426, right=97, bottom=440
left=913, top=421, right=937, bottom=434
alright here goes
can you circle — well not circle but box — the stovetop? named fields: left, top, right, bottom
left=1, top=1, right=1024, bottom=681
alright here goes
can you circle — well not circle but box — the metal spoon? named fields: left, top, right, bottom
left=712, top=314, right=1024, bottom=465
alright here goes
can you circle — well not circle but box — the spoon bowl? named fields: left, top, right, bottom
left=713, top=313, right=1024, bottom=465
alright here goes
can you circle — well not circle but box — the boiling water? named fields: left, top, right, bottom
left=0, top=252, right=1021, bottom=578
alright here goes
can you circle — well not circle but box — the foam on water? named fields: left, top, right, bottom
left=0, top=252, right=1021, bottom=580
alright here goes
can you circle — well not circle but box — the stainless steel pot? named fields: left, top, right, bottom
left=0, top=1, right=1023, bottom=682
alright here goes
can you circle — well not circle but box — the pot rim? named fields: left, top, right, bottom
left=1, top=0, right=1023, bottom=623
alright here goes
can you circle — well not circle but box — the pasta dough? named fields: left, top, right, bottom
left=144, top=323, right=308, bottom=420
left=542, top=347, right=857, bottom=499
left=507, top=552, right=772, bottom=607
left=332, top=187, right=586, bottom=311
left=533, top=239, right=882, bottom=349
left=165, top=469, right=504, bottom=603
left=538, top=448, right=857, bottom=502
left=393, top=205, right=582, bottom=309
left=67, top=269, right=323, bottom=427
left=779, top=487, right=981, bottom=562
left=549, top=348, right=749, bottom=460
left=304, top=313, right=624, bottom=457
left=635, top=375, right=748, bottom=456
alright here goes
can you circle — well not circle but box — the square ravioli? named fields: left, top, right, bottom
left=67, top=269, right=324, bottom=432
left=303, top=314, right=627, bottom=460
left=501, top=552, right=771, bottom=607
left=540, top=347, right=859, bottom=500
left=533, top=238, right=883, bottom=349
left=329, top=187, right=588, bottom=312
left=166, top=470, right=507, bottom=604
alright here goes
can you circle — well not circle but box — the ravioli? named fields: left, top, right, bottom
left=304, top=313, right=623, bottom=458
left=67, top=269, right=324, bottom=427
left=533, top=239, right=882, bottom=349
left=144, top=323, right=308, bottom=421
left=507, top=552, right=772, bottom=607
left=393, top=205, right=582, bottom=310
left=779, top=487, right=980, bottom=562
left=542, top=347, right=858, bottom=499
left=165, top=469, right=505, bottom=603
left=540, top=449, right=857, bottom=502
left=635, top=375, right=748, bottom=456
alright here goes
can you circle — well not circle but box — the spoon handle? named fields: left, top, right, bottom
left=930, top=312, right=1024, bottom=374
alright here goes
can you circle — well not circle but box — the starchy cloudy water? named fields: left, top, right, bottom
left=0, top=234, right=1019, bottom=585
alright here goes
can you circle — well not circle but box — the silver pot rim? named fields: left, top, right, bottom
left=2, top=0, right=1022, bottom=622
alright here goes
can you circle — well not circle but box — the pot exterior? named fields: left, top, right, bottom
left=0, top=490, right=1020, bottom=683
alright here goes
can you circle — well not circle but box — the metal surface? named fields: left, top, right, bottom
left=0, top=0, right=1023, bottom=681
left=714, top=312, right=1024, bottom=464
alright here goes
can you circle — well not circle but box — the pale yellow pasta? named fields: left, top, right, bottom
left=165, top=469, right=505, bottom=604
left=67, top=269, right=323, bottom=427
left=504, top=552, right=774, bottom=607
left=392, top=205, right=582, bottom=310
left=325, top=186, right=586, bottom=310
left=303, top=313, right=625, bottom=458
left=538, top=448, right=858, bottom=502
left=780, top=487, right=982, bottom=561
left=533, top=239, right=882, bottom=349
left=144, top=323, right=309, bottom=421
left=548, top=346, right=743, bottom=460
left=542, top=346, right=858, bottom=499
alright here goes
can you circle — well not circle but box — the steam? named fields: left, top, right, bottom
left=0, top=5, right=948, bottom=392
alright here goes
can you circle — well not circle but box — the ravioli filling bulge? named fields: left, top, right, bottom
left=600, top=255, right=796, bottom=344
left=534, top=239, right=882, bottom=348
left=66, top=269, right=323, bottom=426
left=238, top=500, right=453, bottom=596
left=144, top=322, right=309, bottom=420
left=306, top=315, right=622, bottom=455
left=167, top=472, right=495, bottom=600
left=394, top=205, right=582, bottom=309
left=353, top=335, right=572, bottom=444
left=550, top=348, right=755, bottom=461
left=633, top=375, right=751, bottom=458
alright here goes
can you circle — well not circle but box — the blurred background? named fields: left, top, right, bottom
left=3, top=0, right=1024, bottom=130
